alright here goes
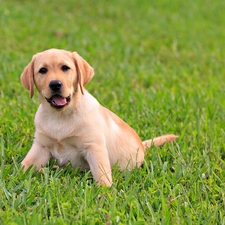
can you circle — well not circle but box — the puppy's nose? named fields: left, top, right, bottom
left=49, top=80, right=63, bottom=92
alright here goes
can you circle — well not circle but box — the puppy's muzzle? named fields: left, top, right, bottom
left=46, top=80, right=71, bottom=110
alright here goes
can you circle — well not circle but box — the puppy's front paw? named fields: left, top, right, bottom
left=21, top=159, right=30, bottom=172
left=98, top=179, right=113, bottom=187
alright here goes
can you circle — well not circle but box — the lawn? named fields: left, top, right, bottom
left=0, top=0, right=225, bottom=224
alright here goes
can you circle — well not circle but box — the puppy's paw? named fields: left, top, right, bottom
left=97, top=177, right=113, bottom=187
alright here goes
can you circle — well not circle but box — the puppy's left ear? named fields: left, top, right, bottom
left=20, top=56, right=35, bottom=98
left=72, top=52, right=94, bottom=94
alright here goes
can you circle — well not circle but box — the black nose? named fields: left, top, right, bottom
left=49, top=80, right=63, bottom=92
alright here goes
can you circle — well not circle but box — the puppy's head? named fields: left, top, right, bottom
left=20, top=49, right=94, bottom=110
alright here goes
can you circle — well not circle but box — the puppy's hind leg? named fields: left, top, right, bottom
left=142, top=134, right=178, bottom=150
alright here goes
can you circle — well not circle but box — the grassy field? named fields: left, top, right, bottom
left=0, top=0, right=225, bottom=224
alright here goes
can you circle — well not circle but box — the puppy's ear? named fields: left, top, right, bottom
left=20, top=56, right=35, bottom=98
left=72, top=52, right=94, bottom=95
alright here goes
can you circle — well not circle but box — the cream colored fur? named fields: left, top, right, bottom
left=21, top=49, right=178, bottom=186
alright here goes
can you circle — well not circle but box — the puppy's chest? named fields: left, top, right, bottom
left=47, top=136, right=87, bottom=168
left=36, top=111, right=82, bottom=140
left=36, top=113, right=87, bottom=165
left=43, top=124, right=75, bottom=141
left=51, top=138, right=79, bottom=160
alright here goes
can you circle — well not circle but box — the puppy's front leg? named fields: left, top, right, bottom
left=22, top=143, right=51, bottom=171
left=85, top=145, right=112, bottom=187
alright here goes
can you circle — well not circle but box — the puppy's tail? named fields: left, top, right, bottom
left=142, top=134, right=178, bottom=151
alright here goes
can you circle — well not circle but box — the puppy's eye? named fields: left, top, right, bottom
left=39, top=67, right=48, bottom=74
left=61, top=65, right=70, bottom=72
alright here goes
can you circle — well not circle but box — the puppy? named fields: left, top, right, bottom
left=21, top=49, right=178, bottom=186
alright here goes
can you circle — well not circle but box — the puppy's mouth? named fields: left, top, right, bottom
left=46, top=95, right=71, bottom=109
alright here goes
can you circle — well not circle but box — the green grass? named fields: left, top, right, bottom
left=0, top=0, right=225, bottom=224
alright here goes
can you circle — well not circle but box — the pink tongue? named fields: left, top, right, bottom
left=52, top=96, right=67, bottom=106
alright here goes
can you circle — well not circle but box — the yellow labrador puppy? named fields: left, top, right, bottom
left=21, top=49, right=178, bottom=186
